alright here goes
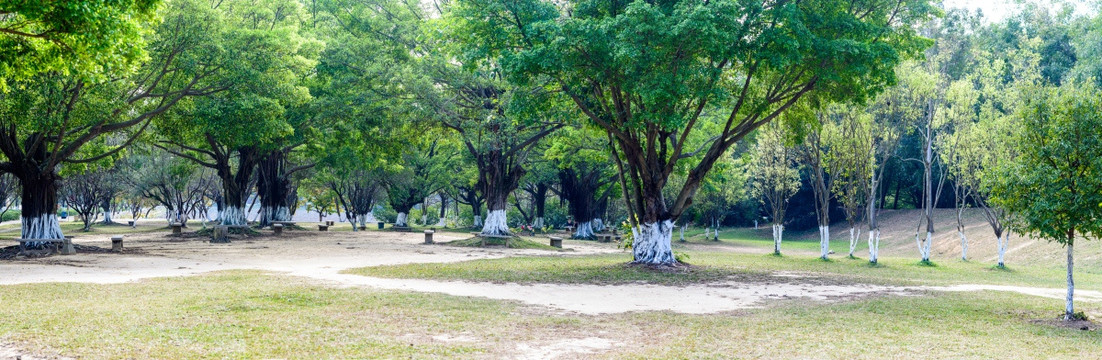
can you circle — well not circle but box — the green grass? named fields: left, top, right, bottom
left=0, top=271, right=1099, bottom=359
left=0, top=221, right=170, bottom=240
left=348, top=251, right=1102, bottom=289
left=443, top=236, right=562, bottom=250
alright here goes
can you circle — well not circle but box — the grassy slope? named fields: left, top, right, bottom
left=0, top=271, right=1099, bottom=359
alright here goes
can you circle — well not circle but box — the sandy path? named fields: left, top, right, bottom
left=2, top=229, right=1099, bottom=316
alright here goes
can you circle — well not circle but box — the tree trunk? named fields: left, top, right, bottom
left=848, top=226, right=861, bottom=258
left=773, top=224, right=784, bottom=255
left=996, top=232, right=1008, bottom=268
left=633, top=219, right=676, bottom=265
left=1065, top=232, right=1075, bottom=321
left=395, top=212, right=409, bottom=227
left=216, top=147, right=258, bottom=226
left=18, top=170, right=65, bottom=244
left=480, top=191, right=510, bottom=236
left=257, top=151, right=294, bottom=228
left=101, top=198, right=114, bottom=225
left=437, top=195, right=448, bottom=227
left=868, top=229, right=881, bottom=264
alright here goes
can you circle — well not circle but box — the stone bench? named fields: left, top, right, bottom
left=170, top=223, right=184, bottom=234
left=549, top=236, right=562, bottom=248
left=318, top=224, right=329, bottom=232
left=271, top=221, right=297, bottom=228
left=424, top=230, right=435, bottom=244
left=272, top=224, right=284, bottom=236
left=111, top=236, right=124, bottom=251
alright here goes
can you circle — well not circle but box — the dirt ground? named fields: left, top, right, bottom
left=2, top=227, right=1100, bottom=359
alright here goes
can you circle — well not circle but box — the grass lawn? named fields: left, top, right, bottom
left=0, top=271, right=1099, bottom=359
left=0, top=221, right=169, bottom=240
left=347, top=251, right=1102, bottom=289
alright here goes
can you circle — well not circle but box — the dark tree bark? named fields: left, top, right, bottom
left=256, top=148, right=312, bottom=227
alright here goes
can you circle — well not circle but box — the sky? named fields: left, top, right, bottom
left=942, top=0, right=1097, bottom=22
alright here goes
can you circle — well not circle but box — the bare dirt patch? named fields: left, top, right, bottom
left=0, top=341, right=73, bottom=360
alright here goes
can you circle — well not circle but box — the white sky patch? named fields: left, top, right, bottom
left=943, top=0, right=1096, bottom=23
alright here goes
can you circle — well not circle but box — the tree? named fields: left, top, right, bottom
left=0, top=0, right=232, bottom=242
left=545, top=126, right=614, bottom=239
left=749, top=122, right=800, bottom=256
left=383, top=137, right=452, bottom=227
left=990, top=83, right=1102, bottom=321
left=0, top=0, right=158, bottom=91
left=822, top=105, right=873, bottom=258
left=60, top=166, right=116, bottom=231
left=802, top=112, right=833, bottom=259
left=451, top=0, right=935, bottom=265
left=157, top=0, right=319, bottom=228
left=121, top=148, right=217, bottom=227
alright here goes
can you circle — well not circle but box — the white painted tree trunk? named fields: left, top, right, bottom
left=421, top=214, right=427, bottom=226
left=592, top=218, right=604, bottom=232
left=572, top=221, right=595, bottom=239
left=915, top=232, right=932, bottom=262
left=679, top=225, right=685, bottom=242
left=1066, top=242, right=1075, bottom=320
left=21, top=215, right=65, bottom=244
left=261, top=206, right=291, bottom=227
left=772, top=224, right=784, bottom=255
left=959, top=231, right=968, bottom=261
left=996, top=233, right=1008, bottom=267
left=819, top=225, right=830, bottom=260
left=868, top=229, right=881, bottom=264
left=480, top=209, right=510, bottom=236
left=220, top=206, right=247, bottom=226
left=102, top=210, right=113, bottom=224
left=532, top=217, right=544, bottom=229
left=395, top=212, right=409, bottom=227
left=472, top=215, right=482, bottom=227
left=848, top=227, right=860, bottom=258
left=632, top=220, right=676, bottom=265
left=704, top=227, right=711, bottom=238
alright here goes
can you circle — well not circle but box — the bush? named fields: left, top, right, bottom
left=0, top=209, right=18, bottom=222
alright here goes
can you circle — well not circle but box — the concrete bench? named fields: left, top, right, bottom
left=271, top=221, right=297, bottom=227
left=550, top=237, right=563, bottom=248
left=170, top=223, right=184, bottom=234
left=272, top=224, right=284, bottom=236
left=424, top=230, right=435, bottom=244
left=111, top=236, right=124, bottom=251
left=318, top=224, right=329, bottom=232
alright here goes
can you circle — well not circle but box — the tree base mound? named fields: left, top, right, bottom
left=445, top=236, right=562, bottom=250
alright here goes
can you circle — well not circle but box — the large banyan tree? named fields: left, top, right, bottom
left=450, top=0, right=934, bottom=265
left=157, top=0, right=318, bottom=227
left=0, top=0, right=233, bottom=242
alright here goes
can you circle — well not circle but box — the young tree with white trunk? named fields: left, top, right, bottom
left=822, top=106, right=873, bottom=259
left=451, top=0, right=934, bottom=265
left=749, top=122, right=801, bottom=256
left=60, top=168, right=116, bottom=231
left=990, top=83, right=1102, bottom=321
left=802, top=114, right=834, bottom=260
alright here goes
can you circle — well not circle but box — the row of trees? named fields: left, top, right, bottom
left=3, top=0, right=1099, bottom=319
